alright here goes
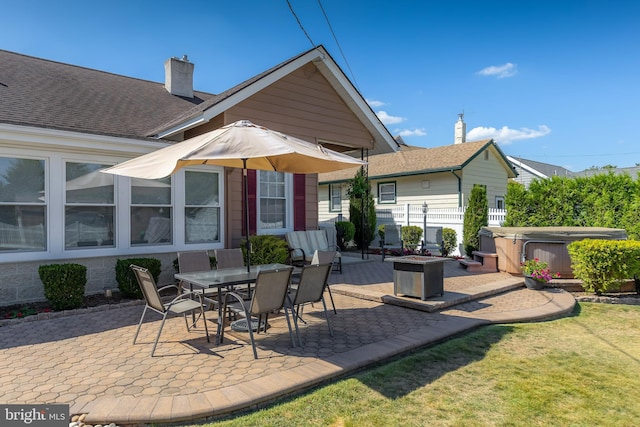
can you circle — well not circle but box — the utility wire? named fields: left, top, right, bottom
left=287, top=0, right=315, bottom=48
left=316, top=0, right=359, bottom=91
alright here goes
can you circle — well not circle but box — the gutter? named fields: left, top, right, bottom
left=450, top=170, right=462, bottom=207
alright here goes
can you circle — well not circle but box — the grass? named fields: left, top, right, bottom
left=177, top=302, right=640, bottom=427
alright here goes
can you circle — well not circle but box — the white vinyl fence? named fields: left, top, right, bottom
left=321, top=205, right=506, bottom=256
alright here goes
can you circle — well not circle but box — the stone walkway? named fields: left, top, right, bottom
left=0, top=255, right=575, bottom=426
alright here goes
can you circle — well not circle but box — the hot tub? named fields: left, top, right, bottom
left=479, top=227, right=627, bottom=277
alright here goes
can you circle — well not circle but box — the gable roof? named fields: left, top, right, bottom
left=507, top=156, right=574, bottom=178
left=0, top=50, right=214, bottom=140
left=0, top=47, right=398, bottom=154
left=150, top=45, right=398, bottom=155
left=319, top=139, right=516, bottom=183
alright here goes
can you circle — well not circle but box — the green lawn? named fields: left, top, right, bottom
left=180, top=302, right=640, bottom=426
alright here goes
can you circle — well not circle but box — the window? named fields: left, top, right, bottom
left=329, top=184, right=342, bottom=212
left=495, top=196, right=505, bottom=210
left=0, top=157, right=46, bottom=252
left=130, top=176, right=172, bottom=245
left=258, top=171, right=289, bottom=231
left=184, top=170, right=220, bottom=244
left=65, top=162, right=115, bottom=248
left=378, top=182, right=396, bottom=204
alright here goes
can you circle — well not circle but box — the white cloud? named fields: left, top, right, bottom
left=467, top=125, right=551, bottom=144
left=376, top=110, right=406, bottom=125
left=477, top=62, right=517, bottom=78
left=366, top=98, right=386, bottom=108
left=395, top=128, right=427, bottom=137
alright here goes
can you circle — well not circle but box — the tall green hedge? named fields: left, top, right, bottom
left=505, top=173, right=640, bottom=239
left=463, top=185, right=488, bottom=256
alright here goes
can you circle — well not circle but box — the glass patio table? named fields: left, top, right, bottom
left=175, top=263, right=292, bottom=343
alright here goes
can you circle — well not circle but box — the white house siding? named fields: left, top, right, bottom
left=511, top=165, right=541, bottom=188
left=461, top=147, right=509, bottom=208
left=0, top=126, right=226, bottom=305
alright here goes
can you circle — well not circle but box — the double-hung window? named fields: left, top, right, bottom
left=65, top=162, right=115, bottom=248
left=329, top=184, right=342, bottom=212
left=184, top=170, right=220, bottom=243
left=378, top=181, right=396, bottom=204
left=258, top=171, right=290, bottom=232
left=130, top=176, right=172, bottom=245
left=0, top=157, right=46, bottom=252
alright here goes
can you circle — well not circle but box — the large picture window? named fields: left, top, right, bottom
left=0, top=157, right=46, bottom=252
left=185, top=171, right=220, bottom=244
left=259, top=171, right=288, bottom=231
left=65, top=162, right=115, bottom=248
left=131, top=176, right=172, bottom=245
left=329, top=184, right=342, bottom=212
left=378, top=182, right=396, bottom=204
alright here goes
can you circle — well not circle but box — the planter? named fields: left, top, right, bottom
left=524, top=274, right=546, bottom=290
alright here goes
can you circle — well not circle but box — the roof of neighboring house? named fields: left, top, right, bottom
left=507, top=156, right=574, bottom=178
left=0, top=49, right=214, bottom=140
left=575, top=165, right=640, bottom=177
left=319, top=139, right=516, bottom=183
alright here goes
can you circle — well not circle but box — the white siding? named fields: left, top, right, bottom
left=461, top=147, right=509, bottom=208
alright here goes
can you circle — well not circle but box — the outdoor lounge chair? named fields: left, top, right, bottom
left=380, top=224, right=403, bottom=261
left=220, top=267, right=295, bottom=359
left=287, top=263, right=334, bottom=347
left=130, top=264, right=210, bottom=357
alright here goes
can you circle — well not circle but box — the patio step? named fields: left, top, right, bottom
left=458, top=259, right=484, bottom=272
left=458, top=251, right=499, bottom=272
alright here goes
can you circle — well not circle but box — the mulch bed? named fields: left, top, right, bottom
left=1, top=293, right=138, bottom=320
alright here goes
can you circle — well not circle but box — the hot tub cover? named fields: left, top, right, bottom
left=479, top=226, right=627, bottom=240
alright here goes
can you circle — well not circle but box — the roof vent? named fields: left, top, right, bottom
left=164, top=55, right=194, bottom=98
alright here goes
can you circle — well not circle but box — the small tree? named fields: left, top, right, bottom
left=463, top=185, right=488, bottom=256
left=347, top=168, right=376, bottom=250
left=442, top=227, right=457, bottom=257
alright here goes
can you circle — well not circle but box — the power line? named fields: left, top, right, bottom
left=316, top=0, right=359, bottom=90
left=286, top=0, right=315, bottom=48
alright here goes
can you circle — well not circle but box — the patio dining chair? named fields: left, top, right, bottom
left=287, top=263, right=334, bottom=347
left=220, top=267, right=295, bottom=359
left=177, top=250, right=218, bottom=309
left=214, top=248, right=250, bottom=299
left=130, top=264, right=210, bottom=357
left=311, top=250, right=338, bottom=314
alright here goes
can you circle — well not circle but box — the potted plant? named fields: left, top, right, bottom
left=521, top=258, right=560, bottom=290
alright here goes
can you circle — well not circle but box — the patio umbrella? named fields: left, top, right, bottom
left=102, top=120, right=366, bottom=270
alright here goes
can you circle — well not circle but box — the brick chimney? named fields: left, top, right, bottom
left=164, top=55, right=194, bottom=98
left=454, top=113, right=466, bottom=144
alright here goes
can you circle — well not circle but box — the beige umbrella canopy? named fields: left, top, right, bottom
left=102, top=120, right=366, bottom=179
left=102, top=120, right=367, bottom=269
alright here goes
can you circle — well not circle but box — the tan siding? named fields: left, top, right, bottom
left=305, top=174, right=319, bottom=229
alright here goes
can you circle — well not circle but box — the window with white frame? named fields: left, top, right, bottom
left=0, top=157, right=46, bottom=252
left=184, top=170, right=221, bottom=243
left=378, top=181, right=396, bottom=204
left=258, top=171, right=290, bottom=231
left=65, top=162, right=115, bottom=248
left=495, top=196, right=505, bottom=209
left=329, top=184, right=342, bottom=212
left=130, top=176, right=172, bottom=245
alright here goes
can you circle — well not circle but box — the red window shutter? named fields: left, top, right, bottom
left=293, top=174, right=305, bottom=231
left=243, top=170, right=257, bottom=236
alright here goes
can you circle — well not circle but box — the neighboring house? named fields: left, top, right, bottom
left=318, top=134, right=516, bottom=224
left=508, top=156, right=574, bottom=188
left=574, top=165, right=640, bottom=178
left=0, top=46, right=397, bottom=304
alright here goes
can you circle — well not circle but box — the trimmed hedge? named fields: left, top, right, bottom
left=402, top=225, right=423, bottom=248
left=567, top=239, right=640, bottom=294
left=38, top=263, right=87, bottom=311
left=442, top=227, right=457, bottom=257
left=242, top=234, right=288, bottom=265
left=115, top=258, right=162, bottom=299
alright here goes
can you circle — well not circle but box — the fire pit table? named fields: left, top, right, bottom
left=385, top=256, right=446, bottom=300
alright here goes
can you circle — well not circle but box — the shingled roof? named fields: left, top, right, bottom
left=319, top=139, right=515, bottom=183
left=0, top=50, right=214, bottom=140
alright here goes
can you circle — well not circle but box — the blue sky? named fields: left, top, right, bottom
left=2, top=0, right=638, bottom=171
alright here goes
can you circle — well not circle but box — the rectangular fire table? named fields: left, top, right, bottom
left=384, top=256, right=446, bottom=300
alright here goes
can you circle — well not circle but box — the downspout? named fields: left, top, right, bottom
left=450, top=170, right=462, bottom=207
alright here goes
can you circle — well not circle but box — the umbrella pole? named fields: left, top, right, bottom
left=243, top=159, right=251, bottom=272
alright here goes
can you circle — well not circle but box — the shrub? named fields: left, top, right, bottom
left=335, top=221, right=355, bottom=250
left=463, top=185, right=488, bottom=256
left=567, top=239, right=640, bottom=294
left=442, top=227, right=457, bottom=257
left=38, top=263, right=87, bottom=311
left=116, top=258, right=162, bottom=299
left=242, top=234, right=288, bottom=265
left=348, top=169, right=376, bottom=249
left=402, top=225, right=423, bottom=248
